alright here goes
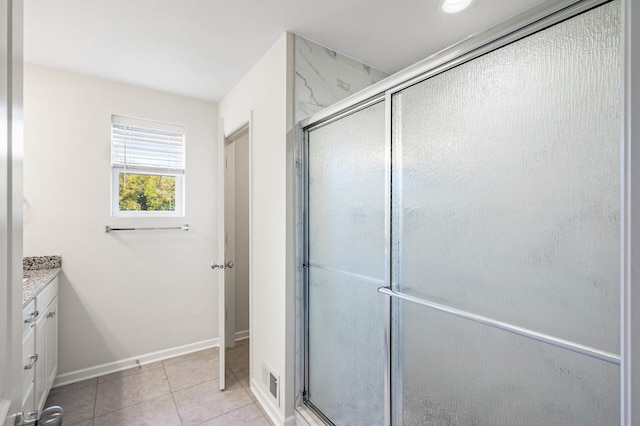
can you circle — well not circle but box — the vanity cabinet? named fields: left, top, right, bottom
left=22, top=276, right=58, bottom=418
left=21, top=321, right=36, bottom=419
left=35, top=295, right=58, bottom=412
left=43, top=297, right=58, bottom=394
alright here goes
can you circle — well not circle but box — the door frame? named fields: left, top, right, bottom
left=217, top=115, right=253, bottom=391
left=223, top=124, right=251, bottom=351
left=622, top=0, right=640, bottom=422
left=1, top=0, right=24, bottom=424
left=224, top=135, right=237, bottom=350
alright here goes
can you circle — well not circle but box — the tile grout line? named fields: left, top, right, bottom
left=231, top=368, right=273, bottom=425
left=97, top=363, right=165, bottom=384
left=51, top=346, right=250, bottom=426
left=48, top=379, right=96, bottom=398
left=163, top=360, right=176, bottom=394
left=165, top=361, right=186, bottom=426
left=191, top=400, right=258, bottom=426
left=169, top=377, right=221, bottom=395
left=91, top=376, right=98, bottom=424
left=188, top=362, right=254, bottom=426
left=92, top=394, right=179, bottom=425
left=160, top=361, right=186, bottom=426
left=163, top=348, right=217, bottom=368
left=93, top=367, right=174, bottom=419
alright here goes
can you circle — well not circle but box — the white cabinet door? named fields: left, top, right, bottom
left=34, top=295, right=58, bottom=413
left=21, top=325, right=36, bottom=416
left=44, top=297, right=58, bottom=392
left=34, top=311, right=46, bottom=413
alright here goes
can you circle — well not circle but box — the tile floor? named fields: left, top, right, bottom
left=45, top=339, right=273, bottom=426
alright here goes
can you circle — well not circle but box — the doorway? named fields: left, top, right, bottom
left=220, top=125, right=251, bottom=389
left=225, top=127, right=251, bottom=346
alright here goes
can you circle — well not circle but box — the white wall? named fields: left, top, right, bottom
left=234, top=132, right=250, bottom=335
left=219, top=33, right=295, bottom=424
left=218, top=32, right=389, bottom=424
left=23, top=64, right=219, bottom=376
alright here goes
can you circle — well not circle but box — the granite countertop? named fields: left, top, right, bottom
left=23, top=255, right=62, bottom=307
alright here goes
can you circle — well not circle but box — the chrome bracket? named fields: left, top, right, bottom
left=15, top=406, right=63, bottom=426
left=14, top=411, right=36, bottom=426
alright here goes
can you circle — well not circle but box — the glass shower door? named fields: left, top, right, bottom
left=390, top=1, right=621, bottom=424
left=306, top=101, right=386, bottom=425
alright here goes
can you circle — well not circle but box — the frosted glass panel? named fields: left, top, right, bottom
left=392, top=302, right=620, bottom=426
left=308, top=102, right=386, bottom=279
left=391, top=1, right=620, bottom=353
left=308, top=268, right=385, bottom=424
left=307, top=101, right=385, bottom=425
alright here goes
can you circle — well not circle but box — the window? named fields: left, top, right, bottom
left=111, top=115, right=185, bottom=217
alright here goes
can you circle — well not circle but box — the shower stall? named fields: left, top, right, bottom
left=298, top=0, right=625, bottom=424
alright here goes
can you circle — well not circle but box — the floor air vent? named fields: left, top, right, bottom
left=270, top=372, right=278, bottom=399
left=262, top=360, right=280, bottom=405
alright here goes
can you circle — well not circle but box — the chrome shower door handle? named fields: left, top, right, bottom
left=225, top=261, right=234, bottom=269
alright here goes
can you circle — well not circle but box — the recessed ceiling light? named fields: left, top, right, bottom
left=440, top=0, right=474, bottom=13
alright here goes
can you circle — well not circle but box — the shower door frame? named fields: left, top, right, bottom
left=300, top=95, right=387, bottom=426
left=297, top=0, right=640, bottom=424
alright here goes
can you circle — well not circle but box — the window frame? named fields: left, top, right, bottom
left=110, top=115, right=186, bottom=218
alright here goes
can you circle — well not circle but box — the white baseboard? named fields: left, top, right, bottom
left=251, top=377, right=284, bottom=425
left=235, top=329, right=249, bottom=341
left=53, top=338, right=218, bottom=388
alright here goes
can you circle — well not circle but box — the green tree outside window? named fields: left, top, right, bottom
left=119, top=173, right=176, bottom=211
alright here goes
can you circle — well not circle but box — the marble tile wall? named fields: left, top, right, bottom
left=294, top=35, right=390, bottom=124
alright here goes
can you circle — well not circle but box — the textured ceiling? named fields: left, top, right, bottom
left=24, top=0, right=563, bottom=102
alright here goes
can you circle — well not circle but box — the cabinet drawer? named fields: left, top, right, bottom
left=22, top=325, right=36, bottom=394
left=22, top=299, right=37, bottom=335
left=38, top=277, right=58, bottom=310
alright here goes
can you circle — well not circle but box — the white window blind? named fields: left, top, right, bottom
left=111, top=115, right=185, bottom=175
